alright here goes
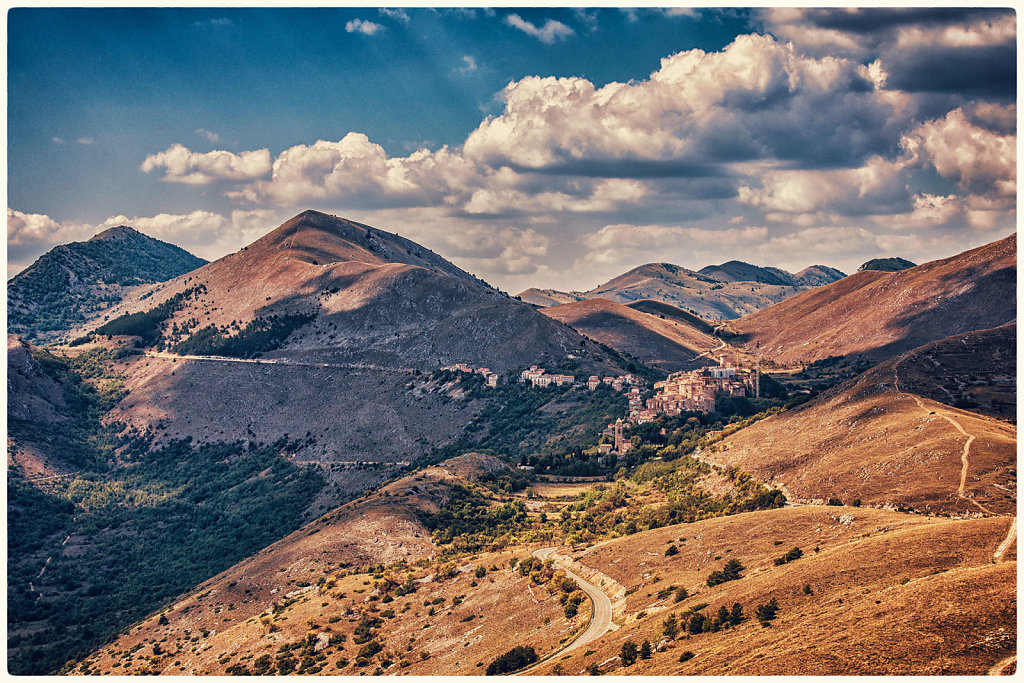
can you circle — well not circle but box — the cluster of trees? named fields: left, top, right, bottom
left=425, top=374, right=630, bottom=472
left=10, top=432, right=325, bottom=676
left=485, top=645, right=538, bottom=675
left=171, top=313, right=315, bottom=358
left=508, top=556, right=585, bottom=618
left=418, top=484, right=527, bottom=552
left=94, top=284, right=206, bottom=345
left=619, top=639, right=653, bottom=666
left=679, top=602, right=745, bottom=635
left=706, top=559, right=745, bottom=587
left=756, top=598, right=780, bottom=626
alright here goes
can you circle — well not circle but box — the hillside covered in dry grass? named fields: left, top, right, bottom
left=730, top=234, right=1016, bottom=365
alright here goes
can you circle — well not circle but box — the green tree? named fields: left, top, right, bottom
left=756, top=598, right=780, bottom=627
left=662, top=613, right=679, bottom=639
left=687, top=613, right=705, bottom=634
left=620, top=641, right=638, bottom=666
left=674, top=586, right=688, bottom=603
left=640, top=640, right=652, bottom=660
left=729, top=603, right=744, bottom=625
left=485, top=646, right=537, bottom=675
left=706, top=558, right=744, bottom=586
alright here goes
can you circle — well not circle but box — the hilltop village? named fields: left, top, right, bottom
left=443, top=358, right=760, bottom=457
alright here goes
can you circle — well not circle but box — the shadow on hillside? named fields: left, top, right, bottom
left=868, top=265, right=1016, bottom=362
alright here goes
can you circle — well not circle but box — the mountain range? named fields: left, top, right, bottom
left=518, top=261, right=846, bottom=320
left=6, top=211, right=1017, bottom=676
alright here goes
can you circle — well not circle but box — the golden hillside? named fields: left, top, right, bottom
left=732, top=234, right=1016, bottom=365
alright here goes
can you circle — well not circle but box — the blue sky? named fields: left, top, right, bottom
left=7, top=7, right=1016, bottom=292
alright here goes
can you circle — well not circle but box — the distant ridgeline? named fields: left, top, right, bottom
left=8, top=227, right=206, bottom=344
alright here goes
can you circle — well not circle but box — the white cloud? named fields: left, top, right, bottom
left=379, top=8, right=409, bottom=24
left=345, top=19, right=384, bottom=35
left=902, top=107, right=1016, bottom=197
left=737, top=155, right=913, bottom=216
left=8, top=209, right=90, bottom=249
left=435, top=225, right=550, bottom=276
left=196, top=128, right=221, bottom=144
left=141, top=143, right=272, bottom=185
left=572, top=8, right=599, bottom=31
left=52, top=137, right=65, bottom=144
left=458, top=55, right=478, bottom=74
left=231, top=133, right=477, bottom=207
left=76, top=137, right=95, bottom=145
left=504, top=14, right=574, bottom=44
left=462, top=34, right=898, bottom=172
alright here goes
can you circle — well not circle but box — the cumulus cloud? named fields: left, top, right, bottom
left=504, top=14, right=574, bottom=44
left=760, top=8, right=1015, bottom=97
left=435, top=225, right=550, bottom=276
left=458, top=55, right=478, bottom=74
left=463, top=34, right=899, bottom=173
left=8, top=209, right=92, bottom=254
left=903, top=107, right=1016, bottom=197
left=141, top=143, right=271, bottom=184
left=737, top=155, right=914, bottom=218
left=345, top=19, right=384, bottom=35
left=230, top=134, right=477, bottom=207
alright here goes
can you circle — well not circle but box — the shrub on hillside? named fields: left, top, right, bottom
left=706, top=558, right=744, bottom=586
left=485, top=646, right=537, bottom=675
left=756, top=598, right=780, bottom=627
left=773, top=547, right=803, bottom=566
left=620, top=641, right=638, bottom=666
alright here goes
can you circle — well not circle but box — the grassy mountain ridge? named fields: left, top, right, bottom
left=84, top=211, right=619, bottom=373
left=731, top=233, right=1016, bottom=365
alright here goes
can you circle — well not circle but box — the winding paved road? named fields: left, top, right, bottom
left=142, top=351, right=415, bottom=374
left=520, top=547, right=615, bottom=674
